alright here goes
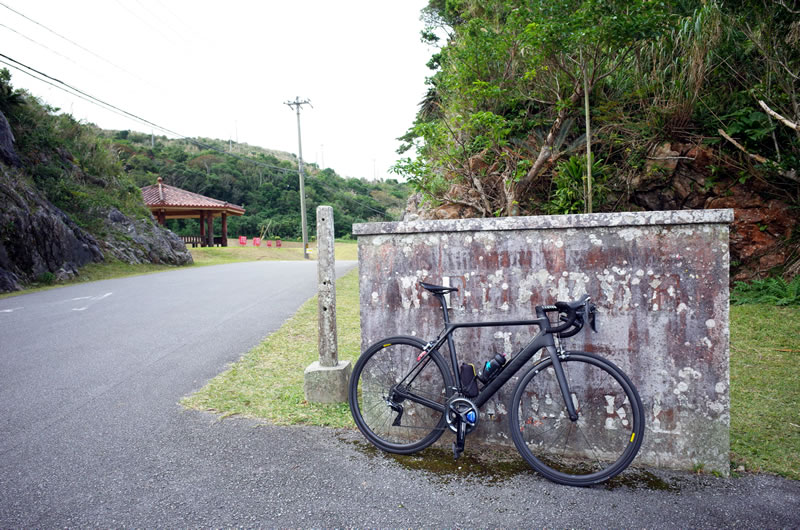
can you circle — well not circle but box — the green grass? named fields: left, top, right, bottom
left=729, top=304, right=800, bottom=479
left=189, top=240, right=358, bottom=266
left=181, top=266, right=362, bottom=426
left=0, top=241, right=359, bottom=299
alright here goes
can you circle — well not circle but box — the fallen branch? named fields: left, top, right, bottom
left=718, top=129, right=768, bottom=164
left=758, top=100, right=800, bottom=131
left=718, top=128, right=800, bottom=184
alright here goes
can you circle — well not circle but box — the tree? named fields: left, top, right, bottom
left=396, top=0, right=669, bottom=216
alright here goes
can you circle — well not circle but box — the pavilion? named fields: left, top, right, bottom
left=141, top=177, right=245, bottom=247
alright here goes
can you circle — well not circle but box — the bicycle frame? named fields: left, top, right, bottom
left=406, top=292, right=579, bottom=420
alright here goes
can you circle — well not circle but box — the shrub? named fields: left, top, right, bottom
left=731, top=276, right=800, bottom=306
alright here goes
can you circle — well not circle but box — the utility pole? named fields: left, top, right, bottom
left=285, top=96, right=312, bottom=260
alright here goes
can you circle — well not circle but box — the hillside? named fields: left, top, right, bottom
left=0, top=71, right=195, bottom=292
left=100, top=130, right=411, bottom=240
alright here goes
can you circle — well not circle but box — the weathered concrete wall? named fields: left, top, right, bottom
left=354, top=210, right=733, bottom=473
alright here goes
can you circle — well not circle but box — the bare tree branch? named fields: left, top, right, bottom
left=759, top=99, right=800, bottom=131
left=719, top=128, right=800, bottom=183
left=776, top=0, right=800, bottom=15
left=718, top=128, right=769, bottom=163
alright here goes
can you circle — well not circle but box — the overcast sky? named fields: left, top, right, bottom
left=1, top=0, right=434, bottom=180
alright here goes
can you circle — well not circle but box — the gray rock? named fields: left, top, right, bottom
left=99, top=208, right=193, bottom=266
left=0, top=166, right=104, bottom=292
left=0, top=165, right=192, bottom=293
left=0, top=110, right=21, bottom=167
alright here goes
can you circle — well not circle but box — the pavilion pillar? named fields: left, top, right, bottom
left=206, top=212, right=214, bottom=246
left=221, top=213, right=228, bottom=247
left=199, top=211, right=206, bottom=247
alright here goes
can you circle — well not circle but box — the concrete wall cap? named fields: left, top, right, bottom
left=353, top=209, right=734, bottom=236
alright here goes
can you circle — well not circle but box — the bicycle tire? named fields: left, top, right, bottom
left=349, top=336, right=454, bottom=454
left=509, top=351, right=645, bottom=486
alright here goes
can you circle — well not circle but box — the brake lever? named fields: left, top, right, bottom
left=586, top=302, right=597, bottom=333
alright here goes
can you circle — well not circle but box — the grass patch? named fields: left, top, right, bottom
left=189, top=240, right=358, bottom=266
left=730, top=304, right=800, bottom=479
left=181, top=266, right=362, bottom=427
left=1, top=241, right=359, bottom=299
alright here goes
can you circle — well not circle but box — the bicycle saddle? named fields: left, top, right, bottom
left=419, top=281, right=459, bottom=295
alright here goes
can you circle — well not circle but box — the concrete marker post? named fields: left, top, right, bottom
left=303, top=205, right=351, bottom=403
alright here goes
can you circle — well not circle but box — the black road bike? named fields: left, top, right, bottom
left=348, top=281, right=645, bottom=487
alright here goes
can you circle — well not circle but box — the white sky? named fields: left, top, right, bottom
left=0, top=0, right=434, bottom=180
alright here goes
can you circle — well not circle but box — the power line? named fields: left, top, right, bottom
left=0, top=53, right=300, bottom=176
left=115, top=0, right=181, bottom=48
left=0, top=2, right=144, bottom=83
left=2, top=57, right=395, bottom=221
left=0, top=53, right=179, bottom=134
left=0, top=22, right=80, bottom=66
left=1, top=54, right=395, bottom=219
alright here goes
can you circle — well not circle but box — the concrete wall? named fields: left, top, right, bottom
left=354, top=209, right=733, bottom=473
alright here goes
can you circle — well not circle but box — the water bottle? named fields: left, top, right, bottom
left=477, top=353, right=507, bottom=384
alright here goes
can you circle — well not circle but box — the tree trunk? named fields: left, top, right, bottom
left=583, top=56, right=593, bottom=214
left=515, top=87, right=584, bottom=210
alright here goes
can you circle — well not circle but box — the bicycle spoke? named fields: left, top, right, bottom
left=511, top=353, right=643, bottom=485
left=349, top=340, right=451, bottom=450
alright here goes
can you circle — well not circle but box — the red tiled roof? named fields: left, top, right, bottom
left=141, top=178, right=245, bottom=214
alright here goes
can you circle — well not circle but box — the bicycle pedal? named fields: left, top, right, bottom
left=452, top=442, right=463, bottom=460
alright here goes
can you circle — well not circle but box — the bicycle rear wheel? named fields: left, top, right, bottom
left=349, top=336, right=454, bottom=454
left=510, top=351, right=644, bottom=486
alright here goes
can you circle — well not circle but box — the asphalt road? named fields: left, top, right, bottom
left=1, top=261, right=798, bottom=527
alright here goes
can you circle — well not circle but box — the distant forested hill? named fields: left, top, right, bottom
left=101, top=130, right=411, bottom=239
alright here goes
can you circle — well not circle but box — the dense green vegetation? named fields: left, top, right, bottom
left=395, top=1, right=800, bottom=217
left=732, top=276, right=800, bottom=306
left=103, top=131, right=410, bottom=239
left=1, top=69, right=150, bottom=233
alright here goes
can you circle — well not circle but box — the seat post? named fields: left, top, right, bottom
left=436, top=293, right=451, bottom=324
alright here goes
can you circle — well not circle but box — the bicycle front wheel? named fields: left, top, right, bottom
left=349, top=336, right=454, bottom=454
left=510, top=351, right=644, bottom=486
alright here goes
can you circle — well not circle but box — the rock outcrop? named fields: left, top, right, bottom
left=100, top=207, right=192, bottom=266
left=0, top=166, right=192, bottom=293
left=635, top=142, right=799, bottom=281
left=0, top=167, right=104, bottom=291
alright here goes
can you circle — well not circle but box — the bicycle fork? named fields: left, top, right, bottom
left=546, top=345, right=579, bottom=421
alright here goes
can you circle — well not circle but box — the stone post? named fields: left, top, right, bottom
left=303, top=206, right=352, bottom=403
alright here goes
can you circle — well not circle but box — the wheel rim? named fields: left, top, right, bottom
left=354, top=342, right=449, bottom=448
left=513, top=355, right=642, bottom=483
